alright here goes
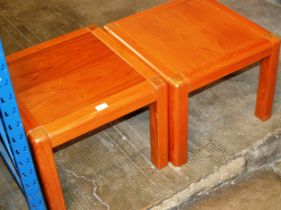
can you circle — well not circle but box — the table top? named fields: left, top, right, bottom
left=105, top=0, right=272, bottom=91
left=7, top=28, right=149, bottom=133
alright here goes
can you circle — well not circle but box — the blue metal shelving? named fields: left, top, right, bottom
left=0, top=40, right=46, bottom=210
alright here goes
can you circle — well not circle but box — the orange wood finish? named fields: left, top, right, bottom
left=7, top=27, right=168, bottom=209
left=28, top=128, right=66, bottom=210
left=104, top=0, right=281, bottom=166
left=92, top=28, right=169, bottom=167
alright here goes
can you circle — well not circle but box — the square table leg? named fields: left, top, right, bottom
left=149, top=78, right=168, bottom=169
left=256, top=35, right=281, bottom=121
left=168, top=81, right=189, bottom=166
left=92, top=28, right=170, bottom=169
left=28, top=128, right=66, bottom=210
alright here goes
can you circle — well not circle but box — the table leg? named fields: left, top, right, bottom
left=28, top=128, right=66, bottom=210
left=256, top=35, right=280, bottom=121
left=149, top=78, right=168, bottom=169
left=168, top=83, right=188, bottom=166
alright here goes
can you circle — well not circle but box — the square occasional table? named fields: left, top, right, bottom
left=105, top=0, right=281, bottom=166
left=6, top=26, right=168, bottom=209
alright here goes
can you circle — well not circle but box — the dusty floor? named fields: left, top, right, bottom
left=181, top=170, right=281, bottom=210
left=0, top=0, right=281, bottom=210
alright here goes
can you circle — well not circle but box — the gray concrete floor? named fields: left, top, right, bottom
left=0, top=0, right=281, bottom=210
left=181, top=170, right=281, bottom=210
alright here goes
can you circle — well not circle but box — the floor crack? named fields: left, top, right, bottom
left=58, top=167, right=110, bottom=210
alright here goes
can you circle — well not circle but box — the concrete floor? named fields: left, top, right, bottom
left=0, top=0, right=281, bottom=210
left=181, top=170, right=281, bottom=210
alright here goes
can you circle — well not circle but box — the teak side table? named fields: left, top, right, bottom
left=105, top=0, right=281, bottom=166
left=6, top=26, right=168, bottom=209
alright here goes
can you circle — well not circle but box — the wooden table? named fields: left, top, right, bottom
left=7, top=26, right=168, bottom=209
left=104, top=0, right=281, bottom=166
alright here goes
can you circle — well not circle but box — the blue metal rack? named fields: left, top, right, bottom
left=0, top=120, right=22, bottom=187
left=0, top=40, right=46, bottom=210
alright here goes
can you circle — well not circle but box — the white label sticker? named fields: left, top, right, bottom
left=95, top=103, right=109, bottom=112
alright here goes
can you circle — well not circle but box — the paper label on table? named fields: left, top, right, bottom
left=95, top=103, right=109, bottom=111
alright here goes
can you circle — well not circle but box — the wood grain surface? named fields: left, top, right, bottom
left=105, top=0, right=280, bottom=166
left=7, top=26, right=169, bottom=209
